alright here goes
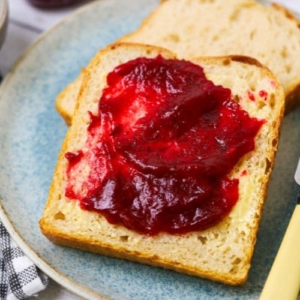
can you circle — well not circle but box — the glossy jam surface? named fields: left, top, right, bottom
left=65, top=56, right=264, bottom=235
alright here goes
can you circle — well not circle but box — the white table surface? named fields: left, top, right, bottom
left=0, top=0, right=300, bottom=299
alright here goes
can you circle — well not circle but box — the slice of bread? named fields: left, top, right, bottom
left=56, top=0, right=300, bottom=125
left=40, top=43, right=284, bottom=285
left=55, top=72, right=85, bottom=126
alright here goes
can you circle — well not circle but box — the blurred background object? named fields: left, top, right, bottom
left=0, top=0, right=8, bottom=48
left=27, top=0, right=84, bottom=8
left=0, top=0, right=92, bottom=76
left=0, top=0, right=8, bottom=81
left=0, top=0, right=8, bottom=50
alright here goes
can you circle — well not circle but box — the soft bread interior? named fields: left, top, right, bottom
left=40, top=43, right=284, bottom=285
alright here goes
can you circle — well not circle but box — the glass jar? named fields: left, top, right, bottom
left=27, top=0, right=83, bottom=8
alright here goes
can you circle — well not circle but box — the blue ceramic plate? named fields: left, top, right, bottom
left=0, top=0, right=300, bottom=299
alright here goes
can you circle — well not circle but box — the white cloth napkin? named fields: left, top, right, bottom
left=0, top=223, right=48, bottom=300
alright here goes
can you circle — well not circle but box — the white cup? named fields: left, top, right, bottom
left=0, top=0, right=8, bottom=50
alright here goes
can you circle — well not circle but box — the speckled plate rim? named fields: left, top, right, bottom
left=0, top=1, right=300, bottom=300
left=0, top=2, right=113, bottom=299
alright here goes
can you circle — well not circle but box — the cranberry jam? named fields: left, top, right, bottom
left=65, top=56, right=264, bottom=235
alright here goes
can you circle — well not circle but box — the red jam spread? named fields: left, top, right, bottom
left=247, top=90, right=255, bottom=101
left=259, top=90, right=268, bottom=101
left=65, top=56, right=264, bottom=235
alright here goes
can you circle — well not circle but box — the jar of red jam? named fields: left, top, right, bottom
left=27, top=0, right=83, bottom=8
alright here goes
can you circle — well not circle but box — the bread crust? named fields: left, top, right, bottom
left=41, top=43, right=285, bottom=286
left=271, top=3, right=300, bottom=27
left=40, top=222, right=248, bottom=286
left=270, top=2, right=300, bottom=114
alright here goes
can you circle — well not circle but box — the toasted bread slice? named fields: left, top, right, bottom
left=56, top=0, right=299, bottom=125
left=41, top=43, right=284, bottom=285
